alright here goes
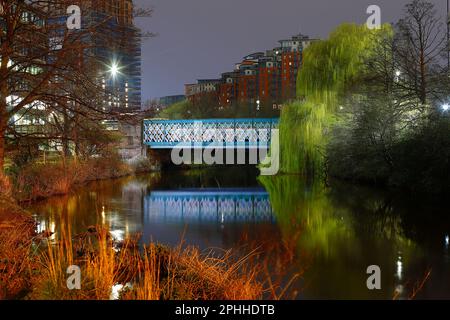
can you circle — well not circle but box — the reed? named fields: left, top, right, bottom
left=0, top=195, right=35, bottom=299
left=131, top=244, right=163, bottom=300
left=0, top=223, right=34, bottom=299
left=30, top=225, right=264, bottom=300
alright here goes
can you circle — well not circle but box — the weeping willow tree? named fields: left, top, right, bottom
left=279, top=23, right=392, bottom=176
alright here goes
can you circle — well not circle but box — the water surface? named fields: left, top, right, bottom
left=29, top=167, right=450, bottom=299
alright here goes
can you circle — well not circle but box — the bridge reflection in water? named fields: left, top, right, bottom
left=144, top=189, right=275, bottom=223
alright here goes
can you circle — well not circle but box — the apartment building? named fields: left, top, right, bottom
left=185, top=34, right=317, bottom=108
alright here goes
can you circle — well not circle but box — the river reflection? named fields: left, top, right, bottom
left=145, top=189, right=274, bottom=223
left=28, top=167, right=450, bottom=299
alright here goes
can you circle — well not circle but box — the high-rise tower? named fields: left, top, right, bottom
left=60, top=0, right=142, bottom=111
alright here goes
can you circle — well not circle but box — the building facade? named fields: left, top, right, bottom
left=185, top=79, right=221, bottom=105
left=85, top=0, right=142, bottom=111
left=185, top=34, right=317, bottom=108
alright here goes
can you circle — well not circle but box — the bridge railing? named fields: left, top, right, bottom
left=143, top=118, right=279, bottom=149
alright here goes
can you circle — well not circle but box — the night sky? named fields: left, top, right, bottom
left=134, top=0, right=448, bottom=101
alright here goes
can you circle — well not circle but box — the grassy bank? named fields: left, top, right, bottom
left=0, top=219, right=263, bottom=299
left=28, top=227, right=263, bottom=300
left=5, top=155, right=156, bottom=202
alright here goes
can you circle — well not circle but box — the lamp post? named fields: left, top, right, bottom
left=447, top=0, right=450, bottom=71
left=109, top=62, right=119, bottom=79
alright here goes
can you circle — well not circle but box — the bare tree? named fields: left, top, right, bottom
left=0, top=0, right=151, bottom=171
left=394, top=0, right=447, bottom=106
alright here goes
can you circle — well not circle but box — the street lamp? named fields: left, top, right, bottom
left=109, top=62, right=119, bottom=78
left=442, top=103, right=449, bottom=112
left=395, top=70, right=401, bottom=82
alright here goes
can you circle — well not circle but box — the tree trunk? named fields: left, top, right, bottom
left=0, top=126, right=5, bottom=172
left=420, top=49, right=427, bottom=105
left=73, top=110, right=80, bottom=162
left=1, top=37, right=11, bottom=174
left=62, top=107, right=71, bottom=158
left=0, top=98, right=8, bottom=174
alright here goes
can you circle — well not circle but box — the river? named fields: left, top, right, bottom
left=27, top=166, right=450, bottom=299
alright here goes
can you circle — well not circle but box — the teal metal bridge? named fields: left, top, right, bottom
left=143, top=118, right=279, bottom=149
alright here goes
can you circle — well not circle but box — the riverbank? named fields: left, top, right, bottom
left=5, top=155, right=158, bottom=202
left=0, top=166, right=266, bottom=300
left=0, top=193, right=264, bottom=300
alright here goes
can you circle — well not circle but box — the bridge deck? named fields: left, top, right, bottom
left=143, top=118, right=279, bottom=149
